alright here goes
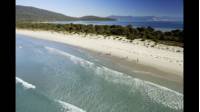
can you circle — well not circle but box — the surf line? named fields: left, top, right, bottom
left=16, top=77, right=36, bottom=89
left=45, top=46, right=183, bottom=110
left=56, top=100, right=86, bottom=112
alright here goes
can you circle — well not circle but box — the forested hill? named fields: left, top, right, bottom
left=79, top=16, right=115, bottom=21
left=16, top=5, right=77, bottom=21
left=16, top=5, right=115, bottom=21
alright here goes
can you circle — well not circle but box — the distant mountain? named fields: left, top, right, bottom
left=16, top=5, right=115, bottom=21
left=16, top=5, right=77, bottom=21
left=108, top=15, right=183, bottom=22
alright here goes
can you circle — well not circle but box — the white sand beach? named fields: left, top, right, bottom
left=16, top=29, right=183, bottom=77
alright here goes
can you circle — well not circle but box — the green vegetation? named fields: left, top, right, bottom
left=16, top=5, right=115, bottom=22
left=79, top=16, right=115, bottom=21
left=16, top=22, right=183, bottom=47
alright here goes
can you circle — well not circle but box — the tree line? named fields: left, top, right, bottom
left=16, top=22, right=183, bottom=47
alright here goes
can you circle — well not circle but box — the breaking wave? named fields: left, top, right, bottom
left=45, top=46, right=183, bottom=110
left=56, top=100, right=86, bottom=112
left=16, top=77, right=36, bottom=89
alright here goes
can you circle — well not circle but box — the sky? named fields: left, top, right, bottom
left=16, top=0, right=183, bottom=17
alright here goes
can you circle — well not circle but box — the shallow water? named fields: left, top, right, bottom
left=16, top=34, right=183, bottom=112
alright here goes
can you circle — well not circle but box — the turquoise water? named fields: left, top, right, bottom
left=46, top=21, right=183, bottom=32
left=16, top=34, right=183, bottom=112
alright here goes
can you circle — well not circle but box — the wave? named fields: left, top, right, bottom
left=16, top=77, right=36, bottom=89
left=45, top=46, right=183, bottom=110
left=45, top=46, right=95, bottom=68
left=95, top=66, right=183, bottom=110
left=56, top=100, right=86, bottom=112
left=134, top=78, right=183, bottom=110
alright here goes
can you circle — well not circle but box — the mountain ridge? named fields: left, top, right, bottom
left=16, top=5, right=182, bottom=22
left=16, top=5, right=115, bottom=21
left=107, top=15, right=183, bottom=22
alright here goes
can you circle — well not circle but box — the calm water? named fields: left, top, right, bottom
left=16, top=34, right=183, bottom=112
left=46, top=20, right=183, bottom=32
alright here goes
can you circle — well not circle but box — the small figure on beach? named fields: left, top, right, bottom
left=136, top=58, right=139, bottom=63
left=105, top=52, right=111, bottom=56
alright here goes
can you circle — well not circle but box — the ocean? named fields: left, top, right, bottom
left=16, top=34, right=183, bottom=112
left=46, top=20, right=183, bottom=32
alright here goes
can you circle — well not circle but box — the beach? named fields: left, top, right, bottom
left=16, top=29, right=183, bottom=81
left=16, top=29, right=184, bottom=111
left=16, top=1, right=184, bottom=111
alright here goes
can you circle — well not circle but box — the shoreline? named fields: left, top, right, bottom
left=16, top=29, right=183, bottom=83
left=73, top=45, right=183, bottom=92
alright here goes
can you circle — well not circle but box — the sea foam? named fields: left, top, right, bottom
left=16, top=77, right=36, bottom=89
left=45, top=46, right=183, bottom=110
left=56, top=100, right=86, bottom=112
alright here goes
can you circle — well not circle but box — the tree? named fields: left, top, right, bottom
left=16, top=22, right=183, bottom=47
